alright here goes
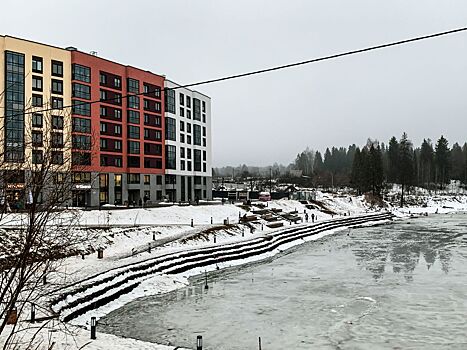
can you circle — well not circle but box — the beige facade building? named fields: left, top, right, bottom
left=0, top=36, right=72, bottom=206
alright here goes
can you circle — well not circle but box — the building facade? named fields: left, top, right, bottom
left=1, top=36, right=212, bottom=208
left=164, top=80, right=213, bottom=202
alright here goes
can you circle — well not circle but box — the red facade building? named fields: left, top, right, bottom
left=69, top=49, right=166, bottom=205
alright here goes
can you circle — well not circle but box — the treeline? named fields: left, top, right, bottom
left=292, top=133, right=467, bottom=194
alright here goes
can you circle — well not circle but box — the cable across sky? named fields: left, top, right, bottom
left=9, top=25, right=467, bottom=118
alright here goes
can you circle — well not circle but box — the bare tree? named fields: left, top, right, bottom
left=0, top=95, right=96, bottom=349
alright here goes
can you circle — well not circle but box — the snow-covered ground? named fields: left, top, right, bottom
left=2, top=190, right=467, bottom=350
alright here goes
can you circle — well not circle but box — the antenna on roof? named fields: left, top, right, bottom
left=90, top=51, right=98, bottom=56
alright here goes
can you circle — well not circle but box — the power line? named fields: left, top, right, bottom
left=5, top=25, right=467, bottom=118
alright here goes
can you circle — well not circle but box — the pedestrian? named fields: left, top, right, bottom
left=305, top=213, right=309, bottom=222
left=311, top=213, right=315, bottom=223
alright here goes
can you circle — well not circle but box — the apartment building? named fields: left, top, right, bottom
left=0, top=36, right=72, bottom=207
left=0, top=35, right=212, bottom=208
left=165, top=80, right=212, bottom=202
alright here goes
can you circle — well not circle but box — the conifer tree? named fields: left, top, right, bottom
left=435, top=135, right=451, bottom=189
left=388, top=136, right=399, bottom=183
left=398, top=132, right=414, bottom=207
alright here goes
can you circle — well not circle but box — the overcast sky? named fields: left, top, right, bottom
left=2, top=1, right=467, bottom=166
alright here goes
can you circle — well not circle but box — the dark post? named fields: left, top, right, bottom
left=191, top=218, right=194, bottom=227
left=213, top=235, right=216, bottom=244
left=153, top=233, right=156, bottom=240
left=242, top=230, right=244, bottom=237
left=81, top=254, right=85, bottom=260
left=197, top=335, right=203, bottom=350
left=204, top=270, right=209, bottom=290
left=31, top=303, right=35, bottom=323
left=90, top=317, right=97, bottom=339
left=148, top=243, right=151, bottom=253
left=43, top=275, right=46, bottom=285
left=210, top=216, right=213, bottom=224
left=261, top=224, right=264, bottom=231
left=259, top=337, right=262, bottom=350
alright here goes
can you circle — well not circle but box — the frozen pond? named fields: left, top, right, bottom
left=100, top=214, right=467, bottom=349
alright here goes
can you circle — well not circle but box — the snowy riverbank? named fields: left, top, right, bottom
left=2, top=192, right=467, bottom=350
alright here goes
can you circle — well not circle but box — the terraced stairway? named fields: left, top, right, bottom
left=51, top=212, right=394, bottom=322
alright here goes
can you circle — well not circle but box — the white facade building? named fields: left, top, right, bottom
left=164, top=80, right=212, bottom=202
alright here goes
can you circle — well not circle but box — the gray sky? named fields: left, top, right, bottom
left=2, top=0, right=467, bottom=166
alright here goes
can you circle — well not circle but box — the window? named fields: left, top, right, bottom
left=203, top=138, right=206, bottom=147
left=144, top=175, right=150, bottom=185
left=202, top=114, right=206, bottom=123
left=32, top=56, right=43, bottom=73
left=186, top=123, right=191, bottom=133
left=73, top=172, right=91, bottom=183
left=100, top=122, right=107, bottom=133
left=52, top=79, right=63, bottom=94
left=52, top=151, right=64, bottom=164
left=32, top=131, right=43, bottom=147
left=165, top=117, right=176, bottom=141
left=180, top=134, right=185, bottom=143
left=144, top=190, right=150, bottom=199
left=128, top=95, right=139, bottom=109
left=127, top=78, right=139, bottom=93
left=72, top=152, right=91, bottom=165
left=194, top=124, right=202, bottom=145
left=72, top=117, right=91, bottom=133
left=100, top=73, right=106, bottom=85
left=165, top=89, right=176, bottom=114
left=72, top=100, right=90, bottom=116
left=180, top=107, right=184, bottom=117
left=193, top=98, right=201, bottom=121
left=73, top=135, right=91, bottom=150
left=100, top=138, right=107, bottom=150
left=52, top=115, right=64, bottom=129
left=128, top=125, right=140, bottom=139
left=157, top=190, right=162, bottom=200
left=52, top=133, right=63, bottom=148
left=32, top=113, right=43, bottom=127
left=187, top=148, right=192, bottom=159
left=114, top=174, right=122, bottom=187
left=52, top=97, right=63, bottom=109
left=187, top=135, right=192, bottom=144
left=203, top=163, right=207, bottom=172
left=32, top=150, right=43, bottom=164
left=52, top=60, right=63, bottom=77
left=32, top=76, right=43, bottom=91
left=114, top=140, right=122, bottom=150
left=128, top=174, right=140, bottom=184
left=128, top=141, right=140, bottom=154
left=186, top=96, right=191, bottom=108
left=128, top=110, right=140, bottom=124
left=180, top=147, right=185, bottom=158
left=114, top=124, right=121, bottom=135
left=156, top=176, right=162, bottom=185
left=203, top=126, right=206, bottom=136
left=203, top=150, right=207, bottom=161
left=114, top=77, right=121, bottom=88
left=72, top=83, right=91, bottom=99
left=32, top=94, right=43, bottom=107
left=187, top=110, right=191, bottom=119
left=180, top=160, right=185, bottom=171
left=100, top=90, right=107, bottom=101
left=115, top=109, right=122, bottom=119
left=194, top=149, right=202, bottom=171
left=100, top=107, right=107, bottom=117
left=179, top=93, right=185, bottom=106
left=72, top=64, right=91, bottom=83
left=166, top=145, right=176, bottom=169
left=202, top=101, right=206, bottom=113
left=187, top=161, right=192, bottom=171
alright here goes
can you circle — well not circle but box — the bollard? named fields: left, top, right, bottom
left=204, top=271, right=209, bottom=290
left=261, top=224, right=264, bottom=231
left=81, top=254, right=85, bottom=260
left=31, top=303, right=35, bottom=323
left=191, top=218, right=194, bottom=227
left=259, top=336, right=262, bottom=350
left=213, top=235, right=216, bottom=244
left=210, top=217, right=213, bottom=224
left=90, top=317, right=97, bottom=339
left=97, top=249, right=103, bottom=259
left=197, top=335, right=203, bottom=350
left=153, top=233, right=156, bottom=241
left=242, top=230, right=244, bottom=237
left=148, top=243, right=151, bottom=253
